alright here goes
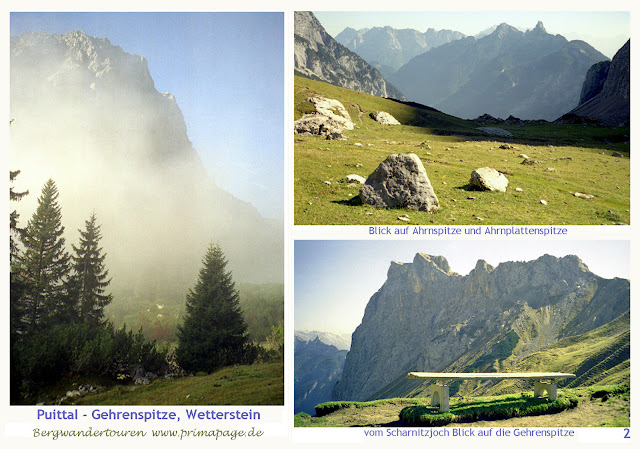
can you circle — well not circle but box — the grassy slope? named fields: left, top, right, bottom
left=69, top=362, right=283, bottom=405
left=294, top=76, right=630, bottom=225
left=402, top=313, right=629, bottom=400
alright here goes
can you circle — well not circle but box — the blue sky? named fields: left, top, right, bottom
left=10, top=12, right=284, bottom=219
left=314, top=11, right=630, bottom=58
left=295, top=240, right=630, bottom=335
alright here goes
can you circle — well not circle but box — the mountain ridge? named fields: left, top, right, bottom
left=294, top=11, right=404, bottom=100
left=332, top=253, right=629, bottom=401
left=388, top=21, right=608, bottom=120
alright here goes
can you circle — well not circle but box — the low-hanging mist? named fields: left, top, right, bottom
left=10, top=30, right=283, bottom=312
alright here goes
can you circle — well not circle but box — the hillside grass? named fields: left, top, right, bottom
left=68, top=362, right=283, bottom=405
left=406, top=313, right=630, bottom=400
left=296, top=384, right=629, bottom=427
left=294, top=76, right=630, bottom=225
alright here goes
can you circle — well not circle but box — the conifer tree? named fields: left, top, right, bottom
left=10, top=170, right=29, bottom=340
left=176, top=243, right=249, bottom=372
left=10, top=170, right=28, bottom=262
left=17, top=179, right=70, bottom=328
left=68, top=213, right=112, bottom=326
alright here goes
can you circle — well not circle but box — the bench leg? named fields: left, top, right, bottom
left=534, top=381, right=558, bottom=400
left=431, top=384, right=450, bottom=412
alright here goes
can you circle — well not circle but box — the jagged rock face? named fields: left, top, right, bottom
left=569, top=40, right=630, bottom=126
left=388, top=22, right=608, bottom=120
left=332, top=253, right=629, bottom=401
left=10, top=30, right=283, bottom=293
left=295, top=336, right=348, bottom=415
left=335, top=26, right=466, bottom=74
left=578, top=60, right=611, bottom=105
left=294, top=12, right=404, bottom=100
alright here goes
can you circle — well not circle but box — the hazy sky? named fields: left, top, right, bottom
left=314, top=11, right=630, bottom=58
left=10, top=12, right=284, bottom=219
left=295, top=240, right=630, bottom=335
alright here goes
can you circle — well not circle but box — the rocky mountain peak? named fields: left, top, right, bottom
left=414, top=253, right=451, bottom=274
left=533, top=21, right=547, bottom=33
left=333, top=253, right=629, bottom=401
left=492, top=22, right=520, bottom=38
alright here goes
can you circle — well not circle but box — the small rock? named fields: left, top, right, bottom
left=323, top=181, right=331, bottom=185
left=518, top=154, right=529, bottom=159
left=540, top=200, right=547, bottom=205
left=547, top=167, right=556, bottom=171
left=345, top=174, right=366, bottom=184
left=398, top=215, right=410, bottom=222
left=515, top=187, right=523, bottom=192
left=612, top=152, right=624, bottom=158
left=355, top=163, right=363, bottom=167
left=354, top=143, right=363, bottom=147
left=574, top=192, right=594, bottom=200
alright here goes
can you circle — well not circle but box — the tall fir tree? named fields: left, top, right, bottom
left=68, top=212, right=112, bottom=326
left=176, top=243, right=249, bottom=372
left=17, top=179, right=70, bottom=329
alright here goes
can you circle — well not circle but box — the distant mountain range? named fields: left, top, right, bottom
left=294, top=11, right=404, bottom=100
left=295, top=335, right=348, bottom=415
left=332, top=253, right=629, bottom=401
left=295, top=330, right=351, bottom=350
left=335, top=26, right=465, bottom=78
left=567, top=39, right=630, bottom=126
left=388, top=21, right=609, bottom=120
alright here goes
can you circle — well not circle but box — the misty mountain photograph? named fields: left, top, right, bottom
left=294, top=240, right=630, bottom=427
left=10, top=12, right=284, bottom=405
left=294, top=11, right=630, bottom=225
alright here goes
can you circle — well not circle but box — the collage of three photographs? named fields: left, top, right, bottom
left=4, top=6, right=632, bottom=448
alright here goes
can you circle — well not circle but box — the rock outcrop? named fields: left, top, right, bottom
left=332, top=253, right=629, bottom=401
left=566, top=40, right=630, bottom=127
left=294, top=12, right=405, bottom=100
left=359, top=154, right=439, bottom=212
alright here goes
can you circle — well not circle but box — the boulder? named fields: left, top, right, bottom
left=294, top=96, right=354, bottom=138
left=370, top=111, right=401, bottom=125
left=469, top=167, right=509, bottom=192
left=359, top=153, right=439, bottom=212
left=294, top=114, right=347, bottom=138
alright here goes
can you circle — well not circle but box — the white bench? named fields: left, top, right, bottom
left=406, top=372, right=576, bottom=412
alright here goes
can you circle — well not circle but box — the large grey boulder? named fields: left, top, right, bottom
left=359, top=153, right=439, bottom=212
left=469, top=167, right=509, bottom=192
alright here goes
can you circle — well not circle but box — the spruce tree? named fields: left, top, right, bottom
left=68, top=212, right=112, bottom=326
left=10, top=170, right=28, bottom=262
left=17, top=179, right=70, bottom=328
left=176, top=244, right=249, bottom=372
left=10, top=170, right=29, bottom=336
